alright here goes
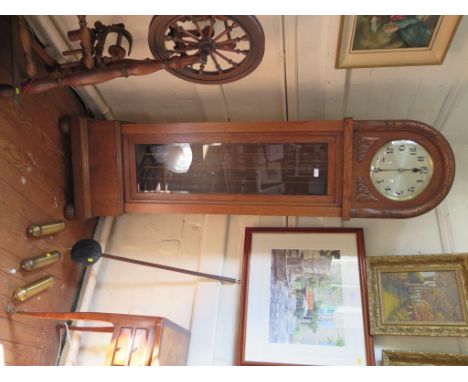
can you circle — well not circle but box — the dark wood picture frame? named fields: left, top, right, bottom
left=238, top=227, right=374, bottom=366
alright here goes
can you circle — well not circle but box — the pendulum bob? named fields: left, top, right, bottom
left=71, top=239, right=103, bottom=265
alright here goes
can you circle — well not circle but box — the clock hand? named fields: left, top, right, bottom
left=372, top=167, right=423, bottom=173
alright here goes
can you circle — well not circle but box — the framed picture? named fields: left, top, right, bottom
left=238, top=227, right=374, bottom=366
left=382, top=350, right=468, bottom=366
left=367, top=254, right=468, bottom=336
left=336, top=15, right=462, bottom=68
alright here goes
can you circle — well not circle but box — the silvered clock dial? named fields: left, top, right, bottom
left=369, top=140, right=434, bottom=201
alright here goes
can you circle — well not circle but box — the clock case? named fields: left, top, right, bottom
left=63, top=117, right=455, bottom=220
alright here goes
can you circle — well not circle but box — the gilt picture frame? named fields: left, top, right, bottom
left=238, top=227, right=374, bottom=366
left=367, top=254, right=468, bottom=336
left=382, top=350, right=468, bottom=366
left=336, top=15, right=462, bottom=68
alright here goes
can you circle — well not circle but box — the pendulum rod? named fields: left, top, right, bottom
left=100, top=253, right=239, bottom=284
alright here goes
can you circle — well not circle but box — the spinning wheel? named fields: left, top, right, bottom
left=148, top=15, right=265, bottom=84
left=0, top=15, right=265, bottom=99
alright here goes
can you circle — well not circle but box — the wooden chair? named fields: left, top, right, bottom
left=14, top=311, right=190, bottom=366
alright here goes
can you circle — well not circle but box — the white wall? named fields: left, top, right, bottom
left=444, top=145, right=468, bottom=253
left=75, top=145, right=468, bottom=365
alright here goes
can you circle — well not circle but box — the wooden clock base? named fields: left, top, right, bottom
left=61, top=116, right=124, bottom=220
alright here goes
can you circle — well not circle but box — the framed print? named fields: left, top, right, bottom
left=336, top=15, right=462, bottom=68
left=367, top=254, right=468, bottom=336
left=382, top=350, right=468, bottom=366
left=238, top=227, right=374, bottom=366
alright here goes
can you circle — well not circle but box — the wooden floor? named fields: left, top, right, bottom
left=0, top=16, right=97, bottom=365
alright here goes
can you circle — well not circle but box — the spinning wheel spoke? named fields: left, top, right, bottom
left=216, top=46, right=249, bottom=55
left=208, top=16, right=215, bottom=38
left=213, top=51, right=239, bottom=68
left=216, top=35, right=249, bottom=46
left=224, top=20, right=232, bottom=41
left=170, top=24, right=200, bottom=41
left=198, top=62, right=206, bottom=74
left=213, top=21, right=238, bottom=42
left=149, top=15, right=264, bottom=84
left=169, top=37, right=198, bottom=46
left=192, top=16, right=204, bottom=36
left=209, top=53, right=223, bottom=73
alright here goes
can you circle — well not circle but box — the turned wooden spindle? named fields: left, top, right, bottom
left=20, top=54, right=201, bottom=96
left=77, top=15, right=94, bottom=70
left=18, top=16, right=37, bottom=79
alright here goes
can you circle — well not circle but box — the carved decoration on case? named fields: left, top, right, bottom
left=356, top=176, right=379, bottom=202
left=357, top=136, right=380, bottom=162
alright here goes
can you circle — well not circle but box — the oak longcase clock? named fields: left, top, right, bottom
left=62, top=117, right=455, bottom=220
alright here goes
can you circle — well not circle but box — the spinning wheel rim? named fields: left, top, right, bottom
left=148, top=15, right=265, bottom=84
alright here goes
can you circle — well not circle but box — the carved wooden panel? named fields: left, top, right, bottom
left=357, top=136, right=380, bottom=162
left=356, top=176, right=379, bottom=202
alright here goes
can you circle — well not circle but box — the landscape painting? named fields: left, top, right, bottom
left=352, top=16, right=441, bottom=51
left=269, top=249, right=345, bottom=347
left=380, top=270, right=464, bottom=324
left=240, top=228, right=373, bottom=365
left=367, top=254, right=468, bottom=337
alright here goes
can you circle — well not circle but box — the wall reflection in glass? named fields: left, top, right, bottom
left=136, top=142, right=328, bottom=195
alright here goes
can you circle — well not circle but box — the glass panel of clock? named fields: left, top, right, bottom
left=135, top=143, right=328, bottom=195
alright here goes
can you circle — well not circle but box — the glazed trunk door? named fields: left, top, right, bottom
left=121, top=123, right=344, bottom=216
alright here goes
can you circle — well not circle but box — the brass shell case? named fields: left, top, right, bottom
left=20, top=251, right=61, bottom=271
left=27, top=221, right=65, bottom=237
left=12, top=276, right=55, bottom=302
